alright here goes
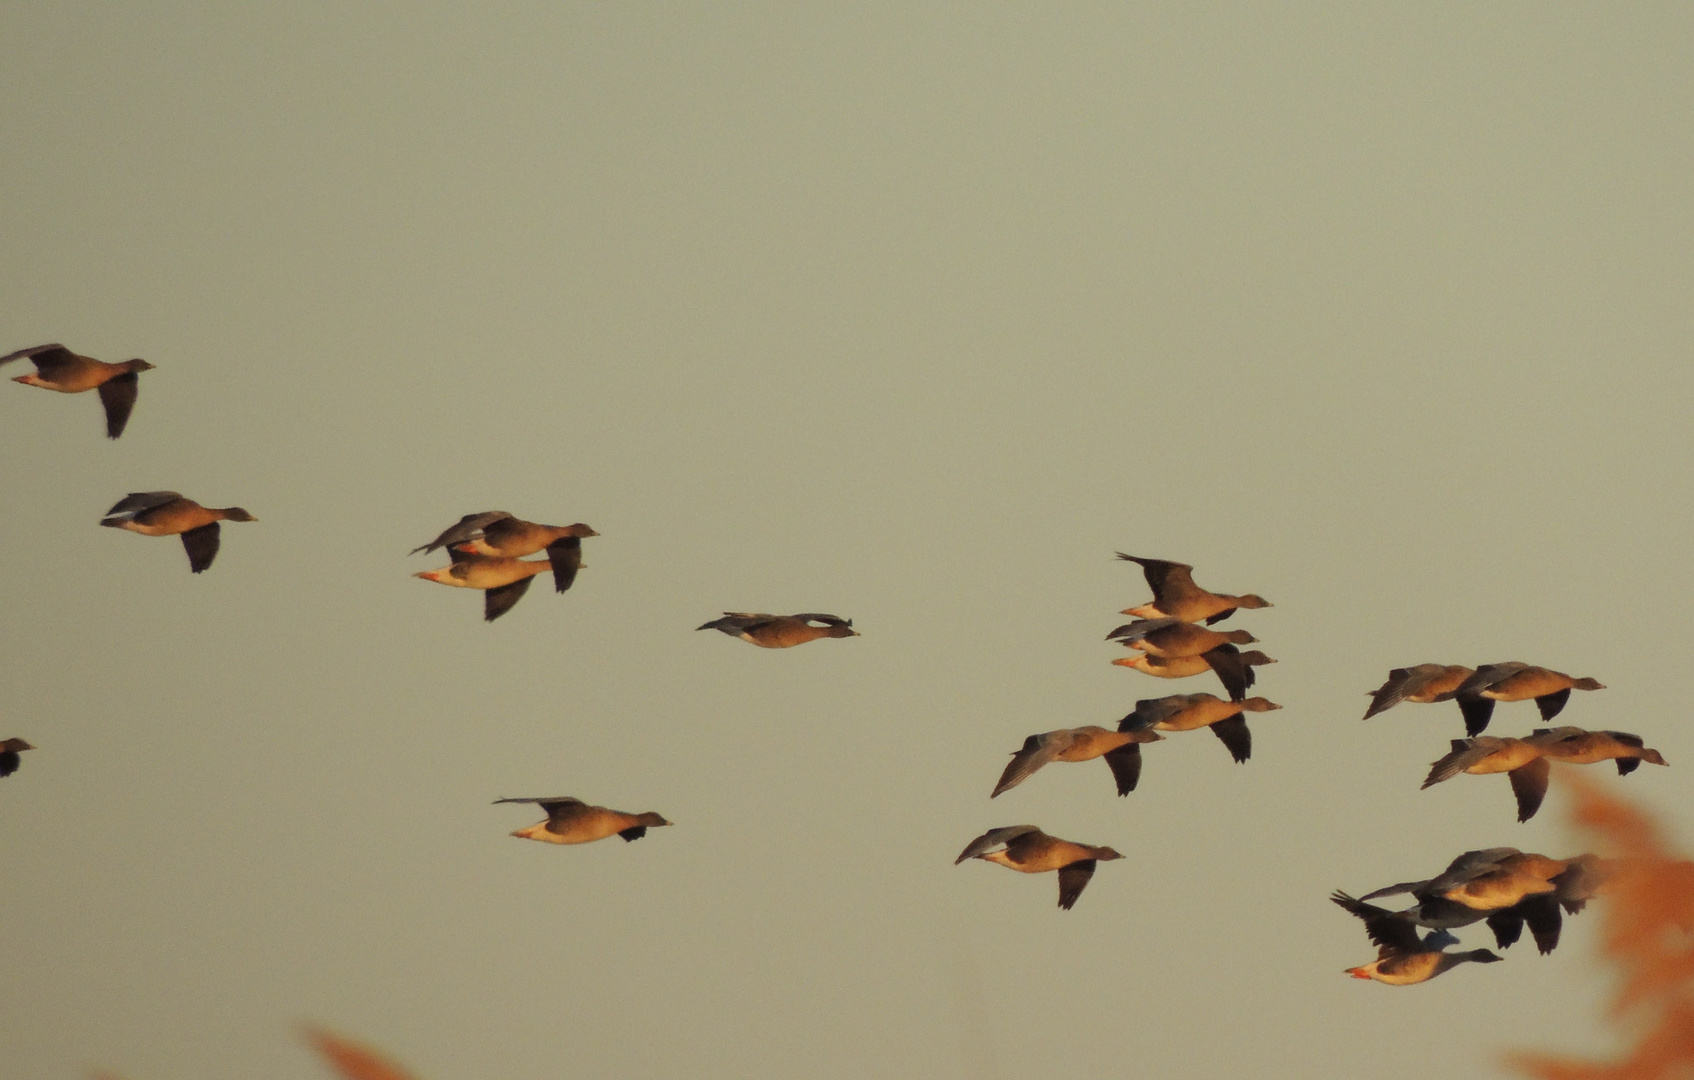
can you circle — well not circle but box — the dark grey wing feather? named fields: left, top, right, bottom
left=0, top=343, right=69, bottom=367
left=1056, top=860, right=1097, bottom=910
left=1203, top=608, right=1238, bottom=625
left=8, top=344, right=75, bottom=373
left=1210, top=716, right=1251, bottom=763
left=1423, top=740, right=1480, bottom=788
left=1509, top=757, right=1552, bottom=822
left=409, top=511, right=513, bottom=555
left=545, top=537, right=583, bottom=593
left=1535, top=688, right=1572, bottom=722
left=955, top=825, right=1041, bottom=864
left=1363, top=668, right=1417, bottom=721
left=96, top=372, right=140, bottom=438
left=103, top=490, right=182, bottom=519
left=1115, top=554, right=1196, bottom=600
left=618, top=825, right=648, bottom=842
left=1458, top=696, right=1496, bottom=736
left=992, top=734, right=1056, bottom=798
left=1331, top=891, right=1423, bottom=954
left=180, top=523, right=220, bottom=573
left=483, top=577, right=534, bottom=622
left=0, top=751, right=18, bottom=778
left=1519, top=894, right=1563, bottom=954
left=1203, top=645, right=1250, bottom=702
left=1487, top=910, right=1525, bottom=949
left=1103, top=743, right=1143, bottom=795
left=789, top=613, right=851, bottom=627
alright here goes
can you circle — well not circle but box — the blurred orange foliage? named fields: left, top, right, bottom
left=1508, top=775, right=1694, bottom=1080
left=304, top=1027, right=420, bottom=1080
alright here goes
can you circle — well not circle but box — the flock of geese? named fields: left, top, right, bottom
left=0, top=341, right=1672, bottom=988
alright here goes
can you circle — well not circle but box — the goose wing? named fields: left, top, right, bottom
left=180, top=522, right=221, bottom=573
left=484, top=577, right=534, bottom=622
left=409, top=511, right=513, bottom=555
left=955, top=825, right=1042, bottom=864
left=97, top=372, right=141, bottom=438
left=545, top=536, right=583, bottom=593
left=992, top=732, right=1069, bottom=797
left=1056, top=860, right=1098, bottom=910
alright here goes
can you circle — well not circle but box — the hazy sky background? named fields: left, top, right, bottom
left=3, top=4, right=1691, bottom=1078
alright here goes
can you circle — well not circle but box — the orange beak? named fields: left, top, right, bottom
left=1345, top=967, right=1372, bottom=980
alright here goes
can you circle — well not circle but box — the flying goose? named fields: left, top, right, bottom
left=1111, top=644, right=1275, bottom=702
left=0, top=738, right=33, bottom=778
left=1331, top=890, right=1503, bottom=984
left=495, top=796, right=672, bottom=844
left=990, top=726, right=1164, bottom=798
left=1362, top=664, right=1475, bottom=721
left=696, top=613, right=859, bottom=648
left=1, top=343, right=155, bottom=438
left=414, top=549, right=555, bottom=621
left=1421, top=735, right=1555, bottom=822
left=1452, top=663, right=1605, bottom=735
left=410, top=512, right=598, bottom=593
left=1118, top=693, right=1283, bottom=763
left=1105, top=617, right=1258, bottom=659
left=954, top=826, right=1123, bottom=909
left=1114, top=554, right=1271, bottom=624
left=100, top=492, right=257, bottom=572
left=1530, top=727, right=1668, bottom=773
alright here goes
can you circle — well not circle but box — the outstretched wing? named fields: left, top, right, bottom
left=1210, top=716, right=1251, bottom=763
left=1509, top=757, right=1551, bottom=823
left=1423, top=739, right=1484, bottom=788
left=1457, top=695, right=1497, bottom=737
left=409, top=511, right=513, bottom=555
left=484, top=577, right=533, bottom=622
left=955, top=825, right=1041, bottom=865
left=1056, top=860, right=1097, bottom=910
left=1203, top=645, right=1251, bottom=702
left=1103, top=743, right=1144, bottom=795
left=1118, top=696, right=1189, bottom=733
left=103, top=491, right=183, bottom=520
left=180, top=522, right=221, bottom=573
left=992, top=733, right=1063, bottom=797
left=97, top=372, right=141, bottom=438
left=1105, top=618, right=1179, bottom=643
left=1331, top=891, right=1424, bottom=955
left=0, top=343, right=74, bottom=373
left=545, top=536, right=583, bottom=593
left=1115, top=554, right=1199, bottom=603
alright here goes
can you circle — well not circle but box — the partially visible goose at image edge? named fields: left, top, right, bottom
left=100, top=492, right=257, bottom=573
left=414, top=549, right=557, bottom=622
left=696, top=613, right=859, bottom=648
left=990, top=726, right=1164, bottom=798
left=0, top=738, right=33, bottom=778
left=409, top=511, right=598, bottom=593
left=1114, top=553, right=1272, bottom=624
left=494, top=796, right=672, bottom=844
left=1362, top=664, right=1475, bottom=722
left=954, top=826, right=1123, bottom=910
left=1, top=342, right=155, bottom=438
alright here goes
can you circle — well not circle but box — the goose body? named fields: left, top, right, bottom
left=1422, top=735, right=1553, bottom=822
left=1332, top=891, right=1503, bottom=984
left=1530, top=727, right=1667, bottom=773
left=1105, top=618, right=1257, bottom=659
left=1112, top=645, right=1275, bottom=702
left=414, top=550, right=553, bottom=621
left=1453, top=663, right=1605, bottom=735
left=954, top=826, right=1123, bottom=909
left=1, top=343, right=155, bottom=438
left=100, top=492, right=257, bottom=572
left=495, top=796, right=671, bottom=844
left=1362, top=664, right=1475, bottom=721
left=1118, top=694, right=1282, bottom=763
left=696, top=613, right=859, bottom=648
left=1114, top=554, right=1271, bottom=624
left=991, top=726, right=1163, bottom=798
left=411, top=513, right=597, bottom=593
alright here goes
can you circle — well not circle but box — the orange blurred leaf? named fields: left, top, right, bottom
left=304, top=1026, right=421, bottom=1080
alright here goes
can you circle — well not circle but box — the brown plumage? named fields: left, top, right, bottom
left=954, top=826, right=1123, bottom=909
left=1332, top=891, right=1503, bottom=984
left=495, top=796, right=672, bottom=844
left=696, top=612, right=859, bottom=648
left=1362, top=664, right=1475, bottom=721
left=1452, top=663, right=1605, bottom=735
left=1, top=342, right=156, bottom=438
left=1115, top=553, right=1271, bottom=624
left=990, top=726, right=1164, bottom=798
left=414, top=550, right=554, bottom=621
left=1105, top=617, right=1258, bottom=659
left=410, top=512, right=598, bottom=593
left=1118, top=693, right=1282, bottom=764
left=100, top=492, right=257, bottom=572
left=1111, top=644, right=1276, bottom=702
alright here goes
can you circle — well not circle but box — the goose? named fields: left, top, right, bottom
left=1362, top=664, right=1475, bottom=721
left=1105, top=618, right=1258, bottom=659
left=414, top=549, right=556, bottom=621
left=1112, top=644, right=1275, bottom=702
left=1421, top=735, right=1554, bottom=822
left=954, top=826, right=1122, bottom=910
left=495, top=796, right=671, bottom=844
left=1529, top=727, right=1668, bottom=773
left=1114, top=554, right=1271, bottom=624
left=1331, top=890, right=1503, bottom=984
left=100, top=492, right=257, bottom=572
left=1118, top=694, right=1282, bottom=763
left=696, top=613, right=859, bottom=648
left=0, top=738, right=33, bottom=778
left=990, top=726, right=1164, bottom=798
left=410, top=513, right=598, bottom=593
left=1452, top=663, right=1605, bottom=735
left=1, top=343, right=155, bottom=438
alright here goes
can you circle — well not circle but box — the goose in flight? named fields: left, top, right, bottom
left=495, top=796, right=672, bottom=844
left=414, top=549, right=556, bottom=621
left=696, top=613, right=859, bottom=648
left=410, top=513, right=598, bottom=593
left=990, top=726, right=1164, bottom=798
left=1331, top=890, right=1502, bottom=984
left=1114, top=554, right=1271, bottom=624
left=1112, top=643, right=1275, bottom=702
left=1, top=342, right=155, bottom=438
left=1451, top=663, right=1605, bottom=735
left=0, top=738, right=33, bottom=778
left=1105, top=617, right=1258, bottom=658
left=1362, top=664, right=1475, bottom=722
left=954, top=826, right=1122, bottom=910
left=100, top=492, right=257, bottom=572
left=1118, top=693, right=1283, bottom=764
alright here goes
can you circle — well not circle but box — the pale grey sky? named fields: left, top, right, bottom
left=3, top=5, right=1691, bottom=1078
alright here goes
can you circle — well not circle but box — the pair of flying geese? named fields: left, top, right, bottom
left=1363, top=662, right=1665, bottom=822
left=961, top=556, right=1278, bottom=909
